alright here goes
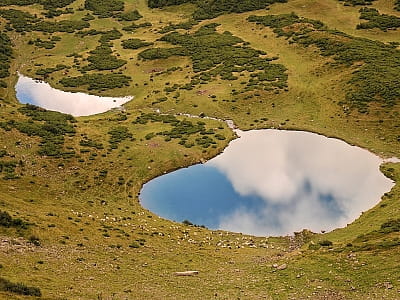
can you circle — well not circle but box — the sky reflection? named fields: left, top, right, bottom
left=140, top=130, right=394, bottom=236
left=15, top=74, right=132, bottom=116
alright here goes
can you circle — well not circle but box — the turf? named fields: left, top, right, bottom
left=0, top=0, right=399, bottom=298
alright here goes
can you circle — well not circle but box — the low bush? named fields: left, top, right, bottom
left=248, top=13, right=400, bottom=111
left=60, top=73, right=131, bottom=90
left=0, top=277, right=41, bottom=297
left=357, top=8, right=400, bottom=31
left=121, top=38, right=153, bottom=49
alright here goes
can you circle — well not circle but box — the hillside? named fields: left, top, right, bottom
left=0, top=0, right=399, bottom=299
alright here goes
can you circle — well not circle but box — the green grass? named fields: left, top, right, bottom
left=0, top=0, right=399, bottom=298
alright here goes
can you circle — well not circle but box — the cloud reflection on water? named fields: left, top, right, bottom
left=208, top=130, right=394, bottom=235
left=15, top=74, right=132, bottom=116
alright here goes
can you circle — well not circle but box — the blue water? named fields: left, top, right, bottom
left=141, top=164, right=266, bottom=228
left=140, top=129, right=394, bottom=236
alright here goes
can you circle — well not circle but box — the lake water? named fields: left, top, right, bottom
left=140, top=129, right=394, bottom=236
left=15, top=74, right=132, bottom=116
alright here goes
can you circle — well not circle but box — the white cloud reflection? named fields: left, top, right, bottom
left=208, top=129, right=394, bottom=236
left=15, top=74, right=133, bottom=116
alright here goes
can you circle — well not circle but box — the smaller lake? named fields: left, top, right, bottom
left=140, top=130, right=394, bottom=236
left=15, top=74, right=133, bottom=116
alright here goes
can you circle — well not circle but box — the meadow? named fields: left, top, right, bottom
left=0, top=0, right=399, bottom=298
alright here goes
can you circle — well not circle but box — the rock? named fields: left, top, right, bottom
left=384, top=282, right=393, bottom=289
left=174, top=271, right=199, bottom=276
left=277, top=264, right=287, bottom=270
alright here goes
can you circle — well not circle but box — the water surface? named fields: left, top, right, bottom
left=140, top=130, right=394, bottom=236
left=15, top=74, right=132, bottom=116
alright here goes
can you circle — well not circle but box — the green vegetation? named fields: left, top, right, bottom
left=248, top=13, right=400, bottom=111
left=148, top=0, right=287, bottom=20
left=0, top=32, right=12, bottom=88
left=159, top=20, right=199, bottom=34
left=357, top=8, right=400, bottom=31
left=84, top=0, right=124, bottom=18
left=0, top=0, right=399, bottom=299
left=0, top=0, right=73, bottom=8
left=83, top=43, right=126, bottom=71
left=108, top=126, right=133, bottom=149
left=0, top=0, right=35, bottom=5
left=140, top=23, right=287, bottom=92
left=0, top=211, right=28, bottom=229
left=134, top=113, right=223, bottom=148
left=79, top=137, right=104, bottom=149
left=29, top=36, right=61, bottom=49
left=0, top=9, right=89, bottom=33
left=1, top=104, right=76, bottom=157
left=60, top=73, right=131, bottom=90
left=337, top=0, right=375, bottom=6
left=0, top=161, right=18, bottom=179
left=0, top=277, right=41, bottom=297
left=122, top=21, right=152, bottom=32
left=36, top=64, right=67, bottom=76
left=121, top=38, right=153, bottom=49
left=116, top=10, right=142, bottom=21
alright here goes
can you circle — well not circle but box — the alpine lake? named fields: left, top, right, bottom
left=16, top=75, right=395, bottom=236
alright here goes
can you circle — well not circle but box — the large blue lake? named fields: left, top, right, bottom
left=140, top=129, right=394, bottom=236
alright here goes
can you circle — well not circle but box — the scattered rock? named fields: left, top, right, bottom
left=174, top=271, right=199, bottom=276
left=277, top=264, right=287, bottom=270
left=384, top=282, right=393, bottom=289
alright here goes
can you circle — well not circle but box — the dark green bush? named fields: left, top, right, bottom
left=337, top=0, right=375, bottom=6
left=122, top=22, right=152, bottom=32
left=108, top=126, right=133, bottom=149
left=79, top=138, right=104, bottom=149
left=121, top=38, right=153, bottom=49
left=9, top=104, right=76, bottom=157
left=84, top=0, right=124, bottom=18
left=379, top=219, right=400, bottom=234
left=357, top=8, right=400, bottom=31
left=139, top=23, right=287, bottom=93
left=116, top=10, right=142, bottom=21
left=148, top=0, right=287, bottom=20
left=0, top=9, right=89, bottom=33
left=0, top=32, right=12, bottom=87
left=60, top=73, right=131, bottom=90
left=0, top=277, right=41, bottom=297
left=159, top=20, right=198, bottom=33
left=318, top=240, right=333, bottom=247
left=248, top=13, right=400, bottom=110
left=83, top=42, right=126, bottom=71
left=0, top=211, right=27, bottom=228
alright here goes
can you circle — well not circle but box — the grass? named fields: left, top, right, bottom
left=0, top=0, right=399, bottom=298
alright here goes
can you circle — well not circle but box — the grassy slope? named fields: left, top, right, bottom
left=0, top=0, right=399, bottom=298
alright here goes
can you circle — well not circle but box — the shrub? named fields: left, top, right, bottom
left=84, top=0, right=124, bottom=18
left=379, top=219, right=400, bottom=234
left=248, top=13, right=400, bottom=110
left=0, top=277, right=41, bottom=297
left=139, top=23, right=287, bottom=93
left=60, top=73, right=131, bottom=90
left=357, top=8, right=400, bottom=31
left=83, top=42, right=126, bottom=71
left=108, top=126, right=133, bottom=149
left=116, top=10, right=142, bottom=21
left=0, top=211, right=27, bottom=228
left=318, top=240, right=333, bottom=247
left=121, top=38, right=153, bottom=49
